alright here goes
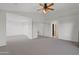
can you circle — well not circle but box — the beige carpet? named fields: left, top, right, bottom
left=0, top=35, right=79, bottom=55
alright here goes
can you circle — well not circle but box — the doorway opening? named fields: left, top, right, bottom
left=52, top=24, right=58, bottom=38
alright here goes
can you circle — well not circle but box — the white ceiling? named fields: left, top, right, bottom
left=0, top=3, right=79, bottom=13
left=0, top=3, right=39, bottom=12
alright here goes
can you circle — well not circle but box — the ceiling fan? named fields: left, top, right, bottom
left=38, top=3, right=54, bottom=15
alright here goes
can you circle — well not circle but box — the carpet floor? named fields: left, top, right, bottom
left=0, top=35, right=79, bottom=55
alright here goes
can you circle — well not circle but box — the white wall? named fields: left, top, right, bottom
left=6, top=12, right=54, bottom=39
left=32, top=22, right=38, bottom=38
left=6, top=22, right=24, bottom=36
left=9, top=12, right=52, bottom=38
left=6, top=13, right=32, bottom=39
left=0, top=10, right=6, bottom=46
left=58, top=20, right=74, bottom=41
left=56, top=15, right=79, bottom=42
left=6, top=10, right=79, bottom=42
left=49, top=16, right=79, bottom=42
left=24, top=22, right=32, bottom=39
left=32, top=22, right=51, bottom=38
left=32, top=22, right=44, bottom=37
left=46, top=9, right=79, bottom=42
left=43, top=23, right=51, bottom=37
left=57, top=16, right=79, bottom=42
left=21, top=12, right=47, bottom=38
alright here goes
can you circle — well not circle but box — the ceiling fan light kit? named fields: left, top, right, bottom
left=38, top=3, right=54, bottom=15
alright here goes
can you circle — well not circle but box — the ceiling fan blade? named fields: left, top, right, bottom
left=48, top=3, right=54, bottom=7
left=47, top=8, right=54, bottom=10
